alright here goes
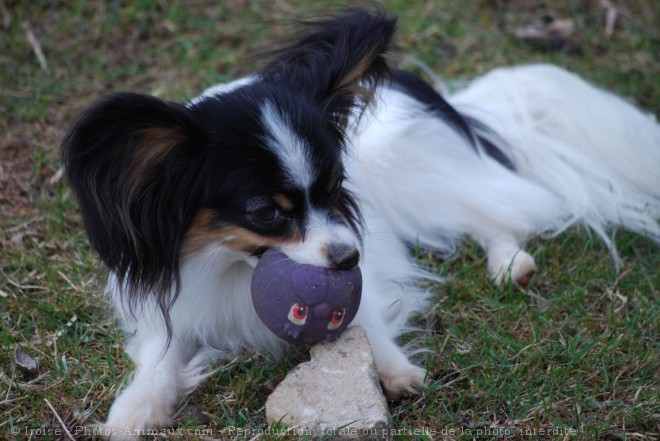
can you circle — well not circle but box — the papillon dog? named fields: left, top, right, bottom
left=62, top=8, right=659, bottom=439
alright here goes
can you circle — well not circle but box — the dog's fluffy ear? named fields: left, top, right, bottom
left=61, top=93, right=207, bottom=304
left=261, top=8, right=396, bottom=141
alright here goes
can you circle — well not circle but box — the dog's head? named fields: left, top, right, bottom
left=61, top=10, right=395, bottom=310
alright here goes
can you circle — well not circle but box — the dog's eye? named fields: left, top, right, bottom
left=253, top=205, right=281, bottom=222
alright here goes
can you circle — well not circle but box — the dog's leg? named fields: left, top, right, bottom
left=353, top=302, right=426, bottom=399
left=99, top=330, right=194, bottom=440
left=474, top=230, right=537, bottom=287
left=346, top=210, right=430, bottom=398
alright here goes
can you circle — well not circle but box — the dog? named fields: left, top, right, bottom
left=61, top=8, right=660, bottom=439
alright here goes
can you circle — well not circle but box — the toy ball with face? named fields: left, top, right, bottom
left=251, top=249, right=362, bottom=345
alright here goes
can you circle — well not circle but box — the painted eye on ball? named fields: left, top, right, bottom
left=288, top=303, right=308, bottom=325
left=327, top=308, right=346, bottom=330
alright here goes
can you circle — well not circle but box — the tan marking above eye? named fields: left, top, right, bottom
left=273, top=194, right=295, bottom=212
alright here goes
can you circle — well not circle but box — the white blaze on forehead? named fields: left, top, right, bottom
left=261, top=102, right=314, bottom=188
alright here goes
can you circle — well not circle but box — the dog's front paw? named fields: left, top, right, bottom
left=95, top=413, right=171, bottom=441
left=378, top=361, right=427, bottom=399
left=489, top=248, right=537, bottom=287
left=96, top=388, right=174, bottom=440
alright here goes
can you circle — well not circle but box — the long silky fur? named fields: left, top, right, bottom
left=61, top=94, right=209, bottom=335
left=451, top=65, right=660, bottom=258
left=260, top=8, right=396, bottom=142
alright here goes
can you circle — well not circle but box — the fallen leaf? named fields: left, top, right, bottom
left=14, top=348, right=39, bottom=374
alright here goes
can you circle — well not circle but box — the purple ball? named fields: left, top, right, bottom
left=251, top=249, right=362, bottom=344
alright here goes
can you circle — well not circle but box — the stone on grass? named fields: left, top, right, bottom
left=266, top=326, right=391, bottom=440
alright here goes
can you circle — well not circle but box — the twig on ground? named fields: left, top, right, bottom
left=600, top=0, right=619, bottom=38
left=0, top=0, right=10, bottom=29
left=22, top=20, right=49, bottom=72
left=44, top=398, right=76, bottom=441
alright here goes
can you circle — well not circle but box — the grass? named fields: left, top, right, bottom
left=1, top=0, right=658, bottom=440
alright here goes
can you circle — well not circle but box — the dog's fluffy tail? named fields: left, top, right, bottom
left=451, top=64, right=660, bottom=262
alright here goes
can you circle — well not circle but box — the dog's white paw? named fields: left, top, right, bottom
left=378, top=361, right=427, bottom=399
left=489, top=248, right=537, bottom=287
left=96, top=387, right=174, bottom=440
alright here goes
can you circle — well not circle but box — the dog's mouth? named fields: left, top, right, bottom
left=251, top=246, right=270, bottom=258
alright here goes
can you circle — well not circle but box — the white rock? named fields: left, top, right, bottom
left=266, top=326, right=392, bottom=439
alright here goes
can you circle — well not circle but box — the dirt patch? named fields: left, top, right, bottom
left=0, top=120, right=63, bottom=224
left=0, top=129, right=37, bottom=221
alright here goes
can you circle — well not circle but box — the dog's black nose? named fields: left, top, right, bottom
left=327, top=243, right=360, bottom=270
